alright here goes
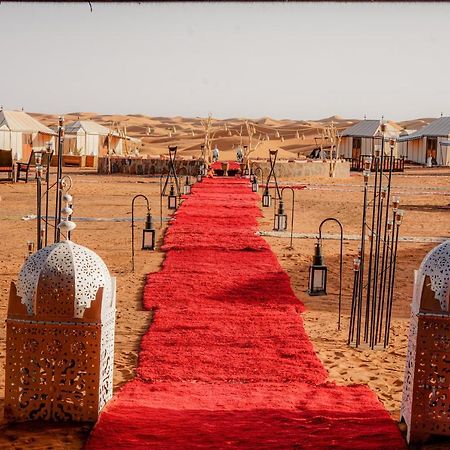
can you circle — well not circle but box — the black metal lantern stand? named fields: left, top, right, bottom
left=131, top=194, right=155, bottom=272
left=308, top=239, right=328, bottom=296
left=279, top=186, right=296, bottom=249
left=168, top=184, right=177, bottom=210
left=251, top=166, right=263, bottom=193
left=312, top=217, right=344, bottom=330
left=348, top=133, right=405, bottom=349
left=159, top=146, right=181, bottom=226
left=262, top=149, right=281, bottom=209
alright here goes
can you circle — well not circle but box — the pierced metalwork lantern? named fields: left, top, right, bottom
left=401, top=240, right=450, bottom=445
left=251, top=175, right=259, bottom=192
left=183, top=176, right=191, bottom=195
left=4, top=240, right=116, bottom=422
left=262, top=189, right=271, bottom=208
left=274, top=200, right=287, bottom=231
left=142, top=211, right=155, bottom=250
left=308, top=240, right=328, bottom=296
left=168, top=184, right=177, bottom=209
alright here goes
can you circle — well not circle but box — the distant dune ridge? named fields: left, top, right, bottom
left=28, top=111, right=433, bottom=159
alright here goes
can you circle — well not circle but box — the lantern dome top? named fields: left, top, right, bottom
left=16, top=240, right=111, bottom=318
left=416, top=239, right=450, bottom=311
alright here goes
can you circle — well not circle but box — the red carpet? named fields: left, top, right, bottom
left=87, top=178, right=405, bottom=449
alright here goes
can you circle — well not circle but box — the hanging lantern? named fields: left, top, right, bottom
left=262, top=188, right=271, bottom=208
left=168, top=184, right=177, bottom=210
left=251, top=175, right=259, bottom=192
left=308, top=239, right=328, bottom=296
left=183, top=176, right=191, bottom=195
left=142, top=211, right=155, bottom=250
left=274, top=200, right=288, bottom=231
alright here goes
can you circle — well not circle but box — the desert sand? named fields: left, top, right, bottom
left=0, top=115, right=449, bottom=449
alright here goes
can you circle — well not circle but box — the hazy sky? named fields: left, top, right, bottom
left=1, top=2, right=449, bottom=121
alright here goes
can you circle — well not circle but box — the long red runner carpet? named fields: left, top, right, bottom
left=87, top=178, right=405, bottom=449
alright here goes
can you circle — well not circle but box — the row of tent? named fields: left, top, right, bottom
left=0, top=110, right=139, bottom=163
left=340, top=118, right=450, bottom=166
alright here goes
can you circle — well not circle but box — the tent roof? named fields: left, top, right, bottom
left=64, top=120, right=113, bottom=136
left=398, top=117, right=450, bottom=141
left=0, top=110, right=56, bottom=135
left=341, top=120, right=399, bottom=138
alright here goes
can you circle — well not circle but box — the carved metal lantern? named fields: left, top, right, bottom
left=262, top=189, right=271, bottom=208
left=308, top=240, right=328, bottom=296
left=251, top=175, right=259, bottom=192
left=4, top=240, right=116, bottom=422
left=142, top=211, right=155, bottom=250
left=168, top=184, right=177, bottom=209
left=183, top=176, right=191, bottom=195
left=401, top=240, right=450, bottom=444
left=274, top=200, right=288, bottom=231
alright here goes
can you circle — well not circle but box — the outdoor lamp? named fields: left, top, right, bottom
left=251, top=175, right=259, bottom=192
left=197, top=171, right=203, bottom=182
left=27, top=241, right=34, bottom=256
left=395, top=209, right=404, bottom=226
left=363, top=169, right=371, bottom=184
left=183, top=176, right=191, bottom=195
left=364, top=157, right=372, bottom=171
left=308, top=239, right=328, bottom=296
left=262, top=188, right=271, bottom=208
left=353, top=257, right=360, bottom=271
left=168, top=184, right=177, bottom=209
left=274, top=200, right=288, bottom=231
left=374, top=145, right=381, bottom=158
left=392, top=195, right=400, bottom=211
left=142, top=211, right=155, bottom=250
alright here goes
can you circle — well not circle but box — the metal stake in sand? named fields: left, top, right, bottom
left=280, top=186, right=296, bottom=250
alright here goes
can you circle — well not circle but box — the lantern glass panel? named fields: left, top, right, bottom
left=168, top=195, right=177, bottom=210
left=308, top=265, right=327, bottom=296
left=252, top=181, right=259, bottom=192
left=142, top=229, right=155, bottom=250
left=183, top=184, right=191, bottom=195
left=275, top=213, right=287, bottom=231
left=262, top=193, right=271, bottom=208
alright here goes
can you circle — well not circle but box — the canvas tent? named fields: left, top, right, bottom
left=397, top=117, right=450, bottom=166
left=63, top=120, right=141, bottom=157
left=0, top=110, right=56, bottom=161
left=340, top=120, right=400, bottom=160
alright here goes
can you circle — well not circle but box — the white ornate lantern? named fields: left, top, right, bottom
left=401, top=240, right=450, bottom=444
left=4, top=240, right=116, bottom=422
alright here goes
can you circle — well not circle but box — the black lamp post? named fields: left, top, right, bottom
left=183, top=176, right=192, bottom=195
left=131, top=194, right=154, bottom=272
left=308, top=239, right=328, bottom=296
left=274, top=200, right=287, bottom=231
left=142, top=211, right=155, bottom=250
left=168, top=184, right=177, bottom=209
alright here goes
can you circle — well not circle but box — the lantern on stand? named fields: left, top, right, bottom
left=262, top=188, right=271, bottom=208
left=308, top=239, right=328, bottom=296
left=142, top=211, right=155, bottom=250
left=168, top=184, right=177, bottom=209
left=251, top=175, right=259, bottom=192
left=183, top=176, right=192, bottom=195
left=274, top=200, right=287, bottom=231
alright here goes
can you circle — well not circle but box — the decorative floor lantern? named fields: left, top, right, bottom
left=274, top=199, right=287, bottom=231
left=143, top=211, right=156, bottom=250
left=168, top=184, right=177, bottom=210
left=183, top=176, right=192, bottom=195
left=401, top=240, right=450, bottom=445
left=308, top=239, right=328, bottom=296
left=4, top=218, right=116, bottom=423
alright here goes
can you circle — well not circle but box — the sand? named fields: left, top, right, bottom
left=0, top=159, right=449, bottom=447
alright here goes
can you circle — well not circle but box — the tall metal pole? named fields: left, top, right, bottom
left=281, top=187, right=296, bottom=250
left=54, top=116, right=64, bottom=243
left=131, top=194, right=150, bottom=272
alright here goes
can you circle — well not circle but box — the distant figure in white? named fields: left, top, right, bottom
left=212, top=145, right=220, bottom=162
left=236, top=146, right=243, bottom=163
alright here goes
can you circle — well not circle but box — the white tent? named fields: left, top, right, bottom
left=340, top=119, right=400, bottom=160
left=0, top=110, right=56, bottom=161
left=398, top=117, right=450, bottom=166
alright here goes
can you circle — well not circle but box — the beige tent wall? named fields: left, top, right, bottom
left=0, top=130, right=23, bottom=160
